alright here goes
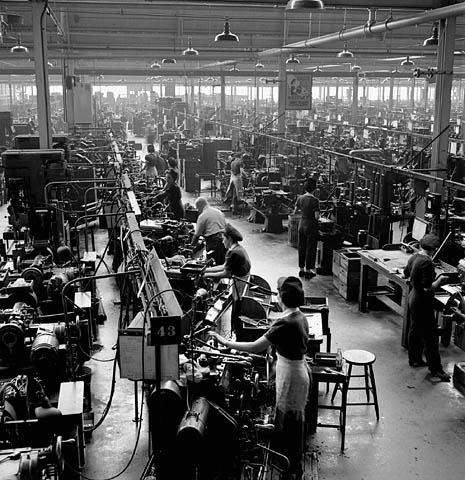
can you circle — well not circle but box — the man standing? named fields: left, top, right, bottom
left=403, top=233, right=450, bottom=380
left=192, top=197, right=226, bottom=265
left=294, top=178, right=320, bottom=279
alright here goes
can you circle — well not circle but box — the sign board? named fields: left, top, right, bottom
left=149, top=315, right=181, bottom=346
left=286, top=73, right=312, bottom=110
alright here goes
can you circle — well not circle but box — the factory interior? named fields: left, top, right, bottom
left=3, top=0, right=465, bottom=479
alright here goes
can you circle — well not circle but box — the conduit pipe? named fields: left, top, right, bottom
left=259, top=3, right=465, bottom=57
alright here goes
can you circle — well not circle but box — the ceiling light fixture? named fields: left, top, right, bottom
left=351, top=64, right=361, bottom=72
left=285, top=0, right=324, bottom=10
left=286, top=54, right=300, bottom=65
left=423, top=24, right=439, bottom=47
left=255, top=61, right=264, bottom=69
left=162, top=58, right=176, bottom=64
left=337, top=43, right=354, bottom=58
left=151, top=61, right=161, bottom=69
left=401, top=56, right=414, bottom=67
left=230, top=64, right=239, bottom=72
left=10, top=35, right=28, bottom=53
left=215, top=18, right=239, bottom=42
left=313, top=66, right=322, bottom=72
left=183, top=37, right=199, bottom=56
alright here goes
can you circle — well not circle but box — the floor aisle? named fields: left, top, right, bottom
left=81, top=135, right=465, bottom=480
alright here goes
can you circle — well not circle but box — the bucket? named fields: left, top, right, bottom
left=288, top=214, right=301, bottom=248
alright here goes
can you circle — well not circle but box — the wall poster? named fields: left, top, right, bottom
left=286, top=73, right=312, bottom=110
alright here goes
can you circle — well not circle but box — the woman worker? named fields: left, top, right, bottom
left=203, top=223, right=251, bottom=340
left=403, top=233, right=450, bottom=381
left=294, top=178, right=320, bottom=279
left=144, top=144, right=158, bottom=184
left=210, top=276, right=310, bottom=480
left=153, top=168, right=185, bottom=221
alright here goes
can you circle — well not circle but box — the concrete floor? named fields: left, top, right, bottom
left=82, top=193, right=465, bottom=480
left=4, top=139, right=461, bottom=479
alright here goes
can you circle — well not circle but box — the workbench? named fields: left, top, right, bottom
left=358, top=248, right=455, bottom=347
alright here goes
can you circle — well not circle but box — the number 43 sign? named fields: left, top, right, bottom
left=149, top=316, right=182, bottom=346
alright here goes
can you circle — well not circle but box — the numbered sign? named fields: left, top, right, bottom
left=149, top=315, right=182, bottom=346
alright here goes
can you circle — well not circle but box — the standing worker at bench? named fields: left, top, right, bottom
left=210, top=276, right=311, bottom=480
left=294, top=178, right=320, bottom=279
left=403, top=233, right=450, bottom=381
left=191, top=197, right=226, bottom=266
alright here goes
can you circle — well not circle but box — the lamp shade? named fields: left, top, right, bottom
left=10, top=36, right=28, bottom=53
left=401, top=56, right=414, bottom=67
left=255, top=61, right=264, bottom=69
left=183, top=38, right=198, bottom=56
left=423, top=26, right=439, bottom=47
left=337, top=44, right=354, bottom=58
left=351, top=64, right=361, bottom=72
left=286, top=54, right=300, bottom=65
left=230, top=65, right=239, bottom=72
left=215, top=20, right=239, bottom=42
left=162, top=58, right=176, bottom=64
left=286, top=0, right=324, bottom=10
left=151, top=61, right=161, bottom=69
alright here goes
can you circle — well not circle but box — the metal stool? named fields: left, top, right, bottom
left=331, top=349, right=379, bottom=420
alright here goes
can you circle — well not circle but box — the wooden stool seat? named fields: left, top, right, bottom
left=332, top=349, right=380, bottom=422
left=343, top=349, right=376, bottom=366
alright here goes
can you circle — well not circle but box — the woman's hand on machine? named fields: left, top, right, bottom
left=208, top=331, right=227, bottom=345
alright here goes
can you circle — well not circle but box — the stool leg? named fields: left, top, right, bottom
left=340, top=379, right=348, bottom=452
left=364, top=365, right=371, bottom=402
left=369, top=364, right=380, bottom=420
left=331, top=383, right=339, bottom=402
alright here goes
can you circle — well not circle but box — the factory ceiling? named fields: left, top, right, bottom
left=1, top=0, right=465, bottom=83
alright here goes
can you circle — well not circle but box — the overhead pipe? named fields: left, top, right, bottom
left=259, top=2, right=465, bottom=57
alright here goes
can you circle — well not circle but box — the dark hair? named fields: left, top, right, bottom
left=305, top=178, right=317, bottom=193
left=278, top=276, right=305, bottom=308
left=168, top=157, right=178, bottom=168
left=420, top=233, right=441, bottom=252
left=147, top=144, right=155, bottom=153
left=167, top=168, right=178, bottom=182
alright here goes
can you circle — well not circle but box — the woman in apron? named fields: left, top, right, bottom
left=210, top=276, right=311, bottom=479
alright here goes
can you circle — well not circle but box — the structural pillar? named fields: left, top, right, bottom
left=277, top=53, right=287, bottom=153
left=220, top=75, right=226, bottom=136
left=410, top=77, right=416, bottom=110
left=351, top=74, right=359, bottom=124
left=430, top=16, right=456, bottom=192
left=389, top=76, right=395, bottom=111
left=31, top=0, right=52, bottom=148
left=424, top=79, right=429, bottom=111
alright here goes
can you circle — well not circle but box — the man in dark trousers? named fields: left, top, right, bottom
left=294, top=178, right=320, bottom=279
left=403, top=233, right=450, bottom=381
left=191, top=197, right=226, bottom=265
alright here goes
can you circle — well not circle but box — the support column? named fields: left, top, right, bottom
left=220, top=75, right=226, bottom=136
left=351, top=74, right=359, bottom=124
left=389, top=76, right=395, bottom=111
left=31, top=0, right=52, bottom=148
left=431, top=16, right=456, bottom=192
left=410, top=77, right=416, bottom=111
left=335, top=78, right=339, bottom=109
left=424, top=79, right=429, bottom=111
left=277, top=53, right=287, bottom=153
left=63, top=59, right=76, bottom=131
left=8, top=75, right=13, bottom=110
